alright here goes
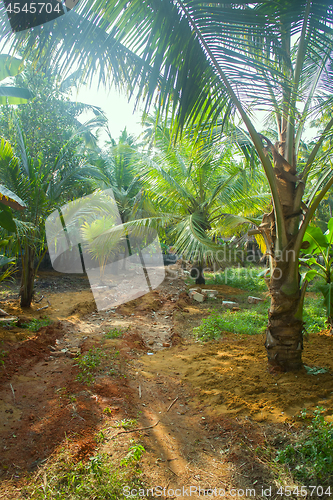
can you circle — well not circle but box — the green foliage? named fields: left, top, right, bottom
left=105, top=328, right=123, bottom=339
left=75, top=347, right=105, bottom=385
left=0, top=63, right=103, bottom=307
left=302, top=297, right=327, bottom=334
left=213, top=267, right=267, bottom=292
left=276, top=407, right=333, bottom=485
left=302, top=218, right=333, bottom=328
left=120, top=444, right=145, bottom=467
left=0, top=54, right=33, bottom=104
left=194, top=293, right=326, bottom=340
left=115, top=419, right=138, bottom=430
left=193, top=305, right=268, bottom=340
left=138, top=121, right=267, bottom=271
left=20, top=450, right=147, bottom=499
left=0, top=344, right=8, bottom=366
left=21, top=317, right=52, bottom=332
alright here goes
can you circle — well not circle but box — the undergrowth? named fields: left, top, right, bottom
left=276, top=407, right=333, bottom=486
left=303, top=296, right=326, bottom=334
left=21, top=317, right=53, bottom=332
left=19, top=448, right=148, bottom=499
left=193, top=303, right=268, bottom=339
left=75, top=347, right=105, bottom=385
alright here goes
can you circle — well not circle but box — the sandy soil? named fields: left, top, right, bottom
left=0, top=271, right=332, bottom=499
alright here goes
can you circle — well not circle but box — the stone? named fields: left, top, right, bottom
left=222, top=301, right=239, bottom=309
left=192, top=292, right=205, bottom=302
left=248, top=296, right=264, bottom=304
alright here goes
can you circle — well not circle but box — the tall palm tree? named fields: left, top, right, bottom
left=6, top=1, right=333, bottom=371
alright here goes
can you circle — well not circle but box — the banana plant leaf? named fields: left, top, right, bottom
left=302, top=226, right=329, bottom=254
left=0, top=208, right=16, bottom=232
left=0, top=86, right=33, bottom=104
left=0, top=55, right=33, bottom=103
left=0, top=185, right=26, bottom=210
left=318, top=282, right=333, bottom=320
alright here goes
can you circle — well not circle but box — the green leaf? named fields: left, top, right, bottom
left=0, top=87, right=33, bottom=104
left=318, top=283, right=333, bottom=318
left=302, top=269, right=319, bottom=282
left=0, top=55, right=24, bottom=81
left=0, top=185, right=26, bottom=210
left=0, top=209, right=16, bottom=232
left=299, top=257, right=317, bottom=266
left=0, top=255, right=15, bottom=267
left=303, top=226, right=329, bottom=254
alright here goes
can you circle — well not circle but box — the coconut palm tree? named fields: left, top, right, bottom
left=138, top=120, right=269, bottom=283
left=6, top=0, right=333, bottom=371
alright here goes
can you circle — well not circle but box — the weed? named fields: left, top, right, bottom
left=103, top=407, right=113, bottom=414
left=120, top=444, right=145, bottom=467
left=0, top=344, right=8, bottom=366
left=115, top=418, right=138, bottom=430
left=21, top=317, right=52, bottom=332
left=20, top=449, right=147, bottom=499
left=275, top=407, right=333, bottom=485
left=95, top=429, right=107, bottom=443
left=75, top=346, right=105, bottom=385
left=105, top=328, right=123, bottom=339
left=194, top=284, right=326, bottom=339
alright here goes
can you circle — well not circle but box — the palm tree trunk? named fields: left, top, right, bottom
left=265, top=247, right=304, bottom=372
left=20, top=245, right=35, bottom=308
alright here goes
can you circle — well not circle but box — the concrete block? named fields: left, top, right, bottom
left=222, top=301, right=239, bottom=309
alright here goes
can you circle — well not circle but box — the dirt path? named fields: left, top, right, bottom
left=0, top=273, right=333, bottom=498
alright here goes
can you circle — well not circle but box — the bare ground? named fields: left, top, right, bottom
left=0, top=271, right=332, bottom=499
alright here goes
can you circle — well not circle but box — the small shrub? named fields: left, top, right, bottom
left=303, top=296, right=327, bottom=334
left=120, top=444, right=145, bottom=467
left=193, top=312, right=226, bottom=340
left=275, top=407, right=333, bottom=485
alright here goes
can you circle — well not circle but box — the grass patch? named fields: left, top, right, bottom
left=275, top=407, right=333, bottom=486
left=19, top=448, right=148, bottom=499
left=303, top=296, right=326, bottom=334
left=193, top=294, right=327, bottom=340
left=210, top=266, right=268, bottom=292
left=21, top=317, right=53, bottom=332
left=193, top=302, right=268, bottom=340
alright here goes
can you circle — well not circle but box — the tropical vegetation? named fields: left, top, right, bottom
left=1, top=1, right=333, bottom=372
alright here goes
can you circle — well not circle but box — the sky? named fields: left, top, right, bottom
left=72, top=78, right=146, bottom=146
